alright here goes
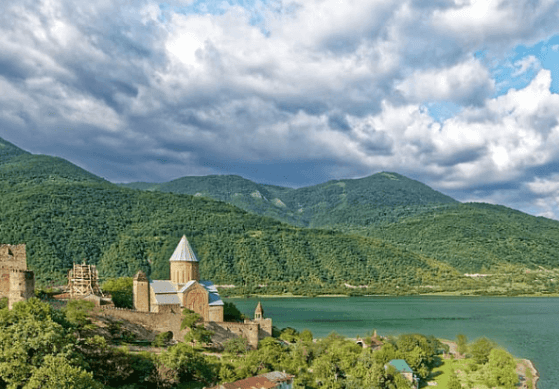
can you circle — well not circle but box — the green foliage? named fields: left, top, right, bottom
left=470, top=337, right=496, bottom=365
left=223, top=301, right=246, bottom=322
left=4, top=137, right=559, bottom=295
left=63, top=299, right=95, bottom=329
left=0, top=298, right=88, bottom=388
left=0, top=298, right=7, bottom=310
left=153, top=331, right=174, bottom=347
left=122, top=172, right=457, bottom=229
left=102, top=278, right=133, bottom=308
left=223, top=337, right=249, bottom=355
left=456, top=334, right=468, bottom=355
left=300, top=329, right=313, bottom=342
left=24, top=354, right=102, bottom=389
left=158, top=343, right=219, bottom=385
left=447, top=369, right=461, bottom=389
left=181, top=309, right=202, bottom=330
left=484, top=348, right=518, bottom=388
left=279, top=327, right=300, bottom=343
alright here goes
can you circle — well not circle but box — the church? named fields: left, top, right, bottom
left=133, top=235, right=224, bottom=322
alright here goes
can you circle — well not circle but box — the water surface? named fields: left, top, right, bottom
left=228, top=296, right=558, bottom=389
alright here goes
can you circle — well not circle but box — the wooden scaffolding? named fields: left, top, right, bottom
left=67, top=262, right=104, bottom=297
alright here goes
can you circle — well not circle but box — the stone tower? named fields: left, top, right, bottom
left=253, top=301, right=272, bottom=338
left=169, top=235, right=199, bottom=284
left=8, top=269, right=34, bottom=309
left=133, top=270, right=150, bottom=312
left=255, top=301, right=264, bottom=320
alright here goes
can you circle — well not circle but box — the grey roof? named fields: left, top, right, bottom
left=177, top=280, right=197, bottom=293
left=150, top=280, right=177, bottom=294
left=151, top=279, right=223, bottom=306
left=208, top=292, right=224, bottom=306
left=199, top=280, right=218, bottom=293
left=261, top=371, right=295, bottom=382
left=154, top=293, right=181, bottom=305
left=169, top=235, right=198, bottom=262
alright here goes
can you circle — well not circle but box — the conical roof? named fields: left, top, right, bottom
left=255, top=301, right=264, bottom=315
left=169, top=235, right=199, bottom=262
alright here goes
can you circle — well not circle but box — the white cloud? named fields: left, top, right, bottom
left=511, top=55, right=541, bottom=77
left=1, top=0, right=559, bottom=219
left=395, top=58, right=494, bottom=105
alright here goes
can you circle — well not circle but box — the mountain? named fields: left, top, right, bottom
left=0, top=136, right=106, bottom=186
left=360, top=202, right=559, bottom=272
left=121, top=172, right=458, bottom=227
left=2, top=136, right=559, bottom=294
left=0, top=137, right=453, bottom=290
left=0, top=136, right=29, bottom=163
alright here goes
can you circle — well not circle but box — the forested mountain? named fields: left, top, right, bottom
left=359, top=202, right=559, bottom=272
left=0, top=136, right=454, bottom=289
left=2, top=136, right=559, bottom=294
left=0, top=137, right=29, bottom=163
left=121, top=172, right=457, bottom=227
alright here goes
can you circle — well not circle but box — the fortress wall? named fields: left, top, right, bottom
left=100, top=306, right=187, bottom=341
left=213, top=321, right=260, bottom=349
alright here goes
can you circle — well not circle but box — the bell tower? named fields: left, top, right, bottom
left=169, top=235, right=200, bottom=284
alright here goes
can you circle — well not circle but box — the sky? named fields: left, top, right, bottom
left=2, top=1, right=559, bottom=219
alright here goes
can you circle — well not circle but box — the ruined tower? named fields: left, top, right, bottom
left=169, top=235, right=199, bottom=285
left=8, top=269, right=35, bottom=309
left=133, top=270, right=150, bottom=312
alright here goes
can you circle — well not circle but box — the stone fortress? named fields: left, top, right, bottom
left=133, top=235, right=224, bottom=321
left=109, top=235, right=273, bottom=348
left=0, top=244, right=35, bottom=309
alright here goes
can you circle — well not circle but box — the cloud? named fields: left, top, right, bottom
left=1, top=0, right=559, bottom=219
left=511, top=55, right=541, bottom=77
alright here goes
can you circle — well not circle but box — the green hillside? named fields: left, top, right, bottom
left=122, top=172, right=457, bottom=227
left=0, top=136, right=29, bottom=163
left=0, top=137, right=454, bottom=289
left=3, top=136, right=559, bottom=295
left=359, top=202, right=559, bottom=272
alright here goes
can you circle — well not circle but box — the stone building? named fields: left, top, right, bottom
left=133, top=235, right=224, bottom=321
left=0, top=244, right=35, bottom=309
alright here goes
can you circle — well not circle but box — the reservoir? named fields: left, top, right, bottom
left=228, top=296, right=559, bottom=389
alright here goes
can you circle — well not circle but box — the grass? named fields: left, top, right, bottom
left=428, top=357, right=454, bottom=388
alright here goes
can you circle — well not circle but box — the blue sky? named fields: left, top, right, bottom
left=2, top=0, right=559, bottom=219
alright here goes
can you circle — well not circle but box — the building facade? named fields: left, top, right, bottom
left=133, top=235, right=224, bottom=321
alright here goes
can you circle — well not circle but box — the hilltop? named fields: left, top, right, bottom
left=121, top=172, right=457, bottom=228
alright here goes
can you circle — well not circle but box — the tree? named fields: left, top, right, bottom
left=223, top=337, right=249, bottom=355
left=24, top=355, right=102, bottom=389
left=158, top=343, right=219, bottom=385
left=63, top=299, right=96, bottom=332
left=456, top=334, right=468, bottom=356
left=223, top=301, right=246, bottom=322
left=484, top=348, right=518, bottom=388
left=181, top=308, right=213, bottom=345
left=102, top=277, right=133, bottom=308
left=0, top=298, right=73, bottom=387
left=470, top=337, right=496, bottom=365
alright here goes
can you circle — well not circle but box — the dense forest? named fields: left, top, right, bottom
left=2, top=136, right=559, bottom=295
left=120, top=172, right=457, bottom=228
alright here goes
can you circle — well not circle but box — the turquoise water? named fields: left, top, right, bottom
left=227, top=296, right=559, bottom=389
